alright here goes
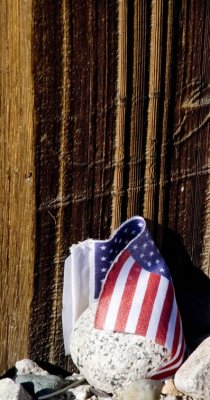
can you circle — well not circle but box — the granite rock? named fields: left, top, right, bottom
left=15, top=359, right=48, bottom=376
left=70, top=303, right=171, bottom=394
left=0, top=378, right=32, bottom=400
left=174, top=337, right=210, bottom=399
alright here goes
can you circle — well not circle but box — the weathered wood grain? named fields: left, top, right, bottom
left=29, top=0, right=64, bottom=366
left=167, top=0, right=210, bottom=272
left=143, top=0, right=165, bottom=232
left=111, top=0, right=128, bottom=230
left=126, top=1, right=148, bottom=219
left=0, top=0, right=209, bottom=374
left=30, top=0, right=118, bottom=371
left=0, top=0, right=35, bottom=372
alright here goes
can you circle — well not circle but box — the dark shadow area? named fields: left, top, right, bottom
left=161, top=227, right=210, bottom=353
left=34, top=360, right=71, bottom=378
left=18, top=382, right=35, bottom=397
left=0, top=367, right=16, bottom=380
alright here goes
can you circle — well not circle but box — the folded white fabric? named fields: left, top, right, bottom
left=62, top=239, right=94, bottom=353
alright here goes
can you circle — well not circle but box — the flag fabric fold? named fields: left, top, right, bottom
left=62, top=216, right=185, bottom=379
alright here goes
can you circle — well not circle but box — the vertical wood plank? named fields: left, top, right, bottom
left=30, top=0, right=118, bottom=369
left=111, top=0, right=128, bottom=231
left=30, top=0, right=64, bottom=363
left=157, top=0, right=176, bottom=245
left=143, top=0, right=164, bottom=232
left=168, top=0, right=210, bottom=271
left=48, top=0, right=71, bottom=365
left=127, top=0, right=148, bottom=218
left=0, top=0, right=35, bottom=372
left=66, top=0, right=118, bottom=243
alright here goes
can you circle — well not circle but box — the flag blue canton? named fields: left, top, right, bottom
left=94, top=217, right=170, bottom=299
left=127, top=232, right=170, bottom=280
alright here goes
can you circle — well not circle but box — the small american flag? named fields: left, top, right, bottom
left=63, top=216, right=185, bottom=378
left=94, top=217, right=186, bottom=379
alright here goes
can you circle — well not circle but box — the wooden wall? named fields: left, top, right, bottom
left=0, top=0, right=209, bottom=374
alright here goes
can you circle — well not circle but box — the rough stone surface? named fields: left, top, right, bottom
left=174, top=337, right=210, bottom=399
left=119, top=379, right=163, bottom=400
left=70, top=303, right=171, bottom=394
left=162, top=379, right=183, bottom=396
left=65, top=373, right=85, bottom=382
left=66, top=384, right=91, bottom=399
left=0, top=378, right=32, bottom=400
left=15, top=359, right=48, bottom=376
left=15, top=373, right=64, bottom=396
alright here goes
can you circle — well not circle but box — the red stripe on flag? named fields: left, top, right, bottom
left=171, top=313, right=181, bottom=356
left=155, top=282, right=174, bottom=346
left=95, top=250, right=130, bottom=330
left=150, top=336, right=185, bottom=380
left=163, top=335, right=185, bottom=371
left=135, top=274, right=161, bottom=336
left=114, top=262, right=141, bottom=331
left=150, top=314, right=185, bottom=379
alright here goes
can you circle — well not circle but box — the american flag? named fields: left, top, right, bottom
left=94, top=217, right=186, bottom=379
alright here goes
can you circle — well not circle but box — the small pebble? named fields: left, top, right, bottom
left=67, top=384, right=91, bottom=400
left=120, top=378, right=163, bottom=400
left=162, top=379, right=183, bottom=396
left=15, top=359, right=48, bottom=376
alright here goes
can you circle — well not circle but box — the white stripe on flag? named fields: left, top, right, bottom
left=146, top=275, right=169, bottom=340
left=165, top=296, right=177, bottom=352
left=155, top=329, right=184, bottom=374
left=104, top=256, right=134, bottom=331
left=125, top=268, right=150, bottom=332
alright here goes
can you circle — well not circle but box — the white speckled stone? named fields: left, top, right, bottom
left=15, top=359, right=48, bottom=376
left=174, top=337, right=210, bottom=399
left=120, top=379, right=163, bottom=400
left=0, top=378, right=32, bottom=400
left=66, top=384, right=91, bottom=400
left=70, top=303, right=171, bottom=394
